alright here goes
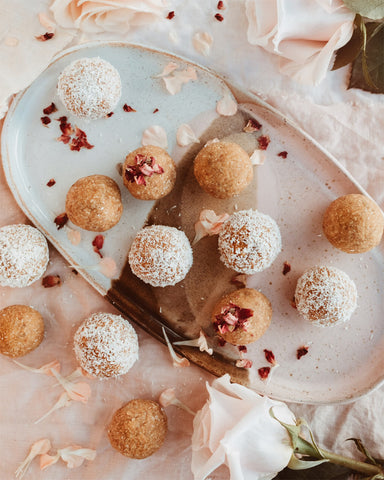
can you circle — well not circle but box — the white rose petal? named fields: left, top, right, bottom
left=192, top=32, right=213, bottom=56
left=191, top=374, right=295, bottom=480
left=216, top=92, right=238, bottom=116
left=162, top=66, right=197, bottom=95
left=176, top=124, right=200, bottom=147
left=142, top=125, right=168, bottom=149
left=250, top=149, right=266, bottom=165
left=155, top=62, right=179, bottom=78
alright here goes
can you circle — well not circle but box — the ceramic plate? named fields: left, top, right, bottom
left=2, top=42, right=384, bottom=404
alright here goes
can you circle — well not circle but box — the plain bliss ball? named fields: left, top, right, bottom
left=323, top=194, right=384, bottom=253
left=212, top=288, right=272, bottom=346
left=294, top=265, right=357, bottom=327
left=128, top=225, right=193, bottom=287
left=57, top=57, right=121, bottom=120
left=0, top=224, right=49, bottom=287
left=218, top=209, right=281, bottom=274
left=194, top=141, right=253, bottom=199
left=66, top=175, right=123, bottom=232
left=108, top=399, right=167, bottom=459
left=123, top=146, right=177, bottom=200
left=74, top=313, right=139, bottom=378
left=0, top=305, right=44, bottom=357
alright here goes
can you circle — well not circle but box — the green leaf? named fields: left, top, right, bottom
left=343, top=0, right=384, bottom=20
left=288, top=455, right=329, bottom=470
left=348, top=21, right=384, bottom=93
left=332, top=14, right=364, bottom=70
left=347, top=438, right=381, bottom=467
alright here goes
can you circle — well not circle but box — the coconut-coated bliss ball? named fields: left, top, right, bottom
left=323, top=194, right=384, bottom=253
left=128, top=225, right=193, bottom=287
left=194, top=141, right=253, bottom=199
left=74, top=313, right=139, bottom=378
left=108, top=399, right=167, bottom=459
left=0, top=224, right=49, bottom=288
left=0, top=305, right=44, bottom=357
left=57, top=57, right=121, bottom=120
left=123, top=146, right=176, bottom=200
left=294, top=265, right=357, bottom=327
left=218, top=209, right=281, bottom=274
left=66, top=175, right=123, bottom=232
left=212, top=288, right=272, bottom=346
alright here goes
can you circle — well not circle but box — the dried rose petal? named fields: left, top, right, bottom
left=216, top=93, right=237, bottom=116
left=214, top=303, right=253, bottom=334
left=42, top=275, right=61, bottom=288
left=215, top=13, right=224, bottom=21
left=70, top=127, right=94, bottom=151
left=193, top=209, right=229, bottom=245
left=153, top=108, right=159, bottom=113
left=58, top=134, right=71, bottom=144
left=243, top=118, right=262, bottom=132
left=41, top=116, right=51, bottom=126
left=290, top=297, right=297, bottom=309
left=258, top=135, right=270, bottom=150
left=217, top=337, right=226, bottom=347
left=282, top=261, right=291, bottom=275
left=106, top=112, right=114, bottom=118
left=238, top=345, right=247, bottom=353
left=54, top=213, right=68, bottom=230
left=43, top=102, right=57, bottom=115
left=125, top=154, right=164, bottom=186
left=258, top=366, right=271, bottom=379
left=123, top=104, right=136, bottom=112
left=297, top=346, right=309, bottom=360
left=264, top=349, right=277, bottom=366
left=35, top=32, right=54, bottom=41
left=46, top=178, right=56, bottom=187
left=166, top=11, right=175, bottom=19
left=92, top=235, right=104, bottom=258
left=217, top=1, right=225, bottom=9
left=57, top=116, right=73, bottom=136
left=236, top=359, right=253, bottom=369
left=278, top=151, right=288, bottom=159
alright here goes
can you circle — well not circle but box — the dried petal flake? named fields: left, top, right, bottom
left=264, top=349, right=277, bottom=366
left=258, top=366, right=271, bottom=380
left=176, top=124, right=199, bottom=147
left=258, top=135, right=270, bottom=150
left=42, top=275, right=61, bottom=288
left=250, top=149, right=266, bottom=166
left=282, top=261, right=291, bottom=275
left=193, top=209, right=229, bottom=245
left=46, top=178, right=56, bottom=187
left=54, top=213, right=68, bottom=230
left=216, top=93, right=238, bottom=116
left=35, top=32, right=54, bottom=41
left=297, top=346, right=309, bottom=359
left=192, top=32, right=213, bottom=57
left=236, top=358, right=253, bottom=369
left=243, top=119, right=262, bottom=132
left=125, top=154, right=164, bottom=186
left=214, top=303, right=253, bottom=335
left=92, top=235, right=104, bottom=258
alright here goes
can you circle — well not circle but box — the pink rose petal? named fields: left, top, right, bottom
left=176, top=124, right=200, bottom=147
left=193, top=209, right=229, bottom=245
left=250, top=149, right=266, bottom=165
left=51, top=370, right=91, bottom=404
left=98, top=257, right=118, bottom=278
left=142, top=125, right=168, bottom=149
left=40, top=453, right=60, bottom=471
left=161, top=66, right=197, bottom=95
left=216, top=92, right=238, bottom=116
left=66, top=228, right=81, bottom=246
left=155, top=62, right=178, bottom=77
left=192, top=32, right=213, bottom=56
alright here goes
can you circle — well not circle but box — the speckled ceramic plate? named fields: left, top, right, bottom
left=2, top=42, right=384, bottom=405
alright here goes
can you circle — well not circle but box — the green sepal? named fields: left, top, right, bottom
left=288, top=454, right=329, bottom=470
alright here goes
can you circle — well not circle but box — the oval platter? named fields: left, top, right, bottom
left=2, top=41, right=384, bottom=404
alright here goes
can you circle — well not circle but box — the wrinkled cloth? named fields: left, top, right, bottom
left=1, top=1, right=384, bottom=479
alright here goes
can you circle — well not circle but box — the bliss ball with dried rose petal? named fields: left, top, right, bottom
left=0, top=224, right=49, bottom=288
left=194, top=141, right=253, bottom=199
left=123, top=146, right=176, bottom=200
left=66, top=175, right=123, bottom=232
left=212, top=288, right=272, bottom=345
left=0, top=305, right=44, bottom=357
left=128, top=225, right=193, bottom=287
left=57, top=57, right=121, bottom=120
left=218, top=209, right=281, bottom=274
left=323, top=194, right=384, bottom=253
left=74, top=313, right=139, bottom=378
left=108, top=399, right=167, bottom=459
left=294, top=266, right=357, bottom=327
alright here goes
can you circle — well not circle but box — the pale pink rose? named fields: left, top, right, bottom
left=50, top=0, right=168, bottom=34
left=191, top=375, right=295, bottom=480
left=245, top=0, right=354, bottom=85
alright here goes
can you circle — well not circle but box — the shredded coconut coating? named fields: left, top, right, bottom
left=128, top=225, right=193, bottom=287
left=57, top=57, right=122, bottom=120
left=0, top=225, right=49, bottom=288
left=74, top=313, right=139, bottom=378
left=295, top=265, right=357, bottom=327
left=218, top=209, right=281, bottom=274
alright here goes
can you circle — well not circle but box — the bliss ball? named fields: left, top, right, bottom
left=218, top=209, right=281, bottom=274
left=0, top=305, right=44, bottom=357
left=74, top=313, right=139, bottom=378
left=212, top=288, right=272, bottom=345
left=128, top=225, right=193, bottom=287
left=294, top=265, right=357, bottom=327
left=0, top=224, right=49, bottom=288
left=123, top=146, right=176, bottom=200
left=108, top=399, right=167, bottom=459
left=323, top=194, right=384, bottom=253
left=66, top=175, right=123, bottom=232
left=194, top=141, right=253, bottom=198
left=57, top=57, right=121, bottom=120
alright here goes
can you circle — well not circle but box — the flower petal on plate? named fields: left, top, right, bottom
left=193, top=209, right=229, bottom=245
left=162, top=66, right=197, bottom=95
left=66, top=227, right=82, bottom=245
left=155, top=62, right=178, bottom=77
left=176, top=123, right=200, bottom=147
left=98, top=257, right=118, bottom=278
left=216, top=92, right=238, bottom=116
left=250, top=149, right=266, bottom=165
left=40, top=453, right=60, bottom=471
left=142, top=125, right=168, bottom=149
